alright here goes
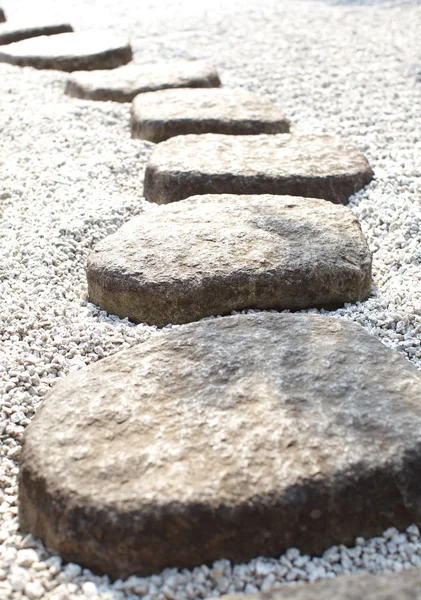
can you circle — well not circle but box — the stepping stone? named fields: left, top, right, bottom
left=0, top=31, right=132, bottom=71
left=19, top=313, right=421, bottom=577
left=218, top=569, right=421, bottom=600
left=0, top=22, right=73, bottom=46
left=130, top=88, right=290, bottom=142
left=87, top=194, right=372, bottom=327
left=65, top=60, right=221, bottom=103
left=0, top=8, right=5, bottom=23
left=144, top=133, right=373, bottom=204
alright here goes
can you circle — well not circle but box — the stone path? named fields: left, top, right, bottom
left=0, top=22, right=73, bottom=46
left=65, top=60, right=221, bottom=102
left=0, top=31, right=132, bottom=71
left=87, top=194, right=372, bottom=326
left=19, top=313, right=421, bottom=578
left=143, top=133, right=373, bottom=204
left=0, top=7, right=6, bottom=23
left=219, top=568, right=421, bottom=600
left=130, top=88, right=290, bottom=142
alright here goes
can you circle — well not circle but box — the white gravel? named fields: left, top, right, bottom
left=1, top=0, right=421, bottom=598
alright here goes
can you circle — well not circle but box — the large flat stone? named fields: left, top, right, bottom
left=0, top=8, right=6, bottom=23
left=87, top=194, right=371, bottom=326
left=0, top=22, right=73, bottom=46
left=143, top=133, right=373, bottom=204
left=130, top=88, right=290, bottom=142
left=0, top=31, right=132, bottom=71
left=217, top=568, right=421, bottom=600
left=65, top=60, right=221, bottom=102
left=19, top=313, right=421, bottom=577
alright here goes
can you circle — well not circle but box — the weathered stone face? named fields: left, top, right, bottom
left=0, top=8, right=6, bottom=23
left=65, top=60, right=221, bottom=102
left=130, top=88, right=290, bottom=142
left=86, top=194, right=371, bottom=326
left=19, top=313, right=421, bottom=578
left=216, top=568, right=421, bottom=600
left=143, top=133, right=373, bottom=204
left=0, top=31, right=132, bottom=71
left=0, top=22, right=73, bottom=46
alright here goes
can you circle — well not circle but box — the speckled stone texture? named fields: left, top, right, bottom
left=65, top=60, right=221, bottom=102
left=0, top=31, right=132, bottom=71
left=19, top=313, right=421, bottom=578
left=87, top=194, right=371, bottom=326
left=217, top=568, right=421, bottom=600
left=0, top=8, right=6, bottom=23
left=143, top=133, right=373, bottom=204
left=130, top=88, right=290, bottom=142
left=0, top=22, right=73, bottom=46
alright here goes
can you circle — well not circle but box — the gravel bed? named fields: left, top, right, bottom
left=1, top=0, right=421, bottom=598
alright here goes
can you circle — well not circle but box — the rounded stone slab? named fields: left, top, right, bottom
left=19, top=313, right=421, bottom=577
left=144, top=133, right=373, bottom=204
left=86, top=194, right=371, bottom=326
left=0, top=8, right=5, bottom=23
left=218, top=569, right=421, bottom=600
left=65, top=60, right=221, bottom=103
left=0, top=31, right=132, bottom=71
left=0, top=22, right=73, bottom=46
left=130, top=88, right=290, bottom=142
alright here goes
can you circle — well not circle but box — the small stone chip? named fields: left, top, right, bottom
left=87, top=194, right=371, bottom=326
left=143, top=133, right=373, bottom=204
left=19, top=313, right=421, bottom=577
left=0, top=31, right=132, bottom=71
left=65, top=60, right=221, bottom=102
left=130, top=88, right=290, bottom=142
left=0, top=22, right=73, bottom=46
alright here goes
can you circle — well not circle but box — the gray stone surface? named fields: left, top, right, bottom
left=19, top=313, right=421, bottom=577
left=65, top=60, right=221, bottom=102
left=143, top=133, right=374, bottom=204
left=0, top=7, right=5, bottom=23
left=87, top=194, right=371, bottom=326
left=130, top=88, right=290, bottom=142
left=0, top=22, right=73, bottom=46
left=217, top=568, right=421, bottom=600
left=0, top=31, right=132, bottom=71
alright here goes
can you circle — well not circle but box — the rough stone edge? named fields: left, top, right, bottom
left=130, top=116, right=290, bottom=143
left=214, top=568, right=421, bottom=600
left=143, top=144, right=374, bottom=204
left=0, top=23, right=73, bottom=46
left=65, top=64, right=222, bottom=102
left=0, top=8, right=6, bottom=23
left=0, top=42, right=133, bottom=71
left=18, top=314, right=421, bottom=578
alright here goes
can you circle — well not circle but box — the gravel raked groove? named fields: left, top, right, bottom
left=65, top=60, right=221, bottom=102
left=143, top=133, right=373, bottom=204
left=0, top=31, right=132, bottom=71
left=1, top=0, right=421, bottom=599
left=0, top=22, right=73, bottom=46
left=130, top=88, right=290, bottom=142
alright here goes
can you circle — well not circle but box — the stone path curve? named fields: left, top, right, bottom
left=5, top=3, right=421, bottom=598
